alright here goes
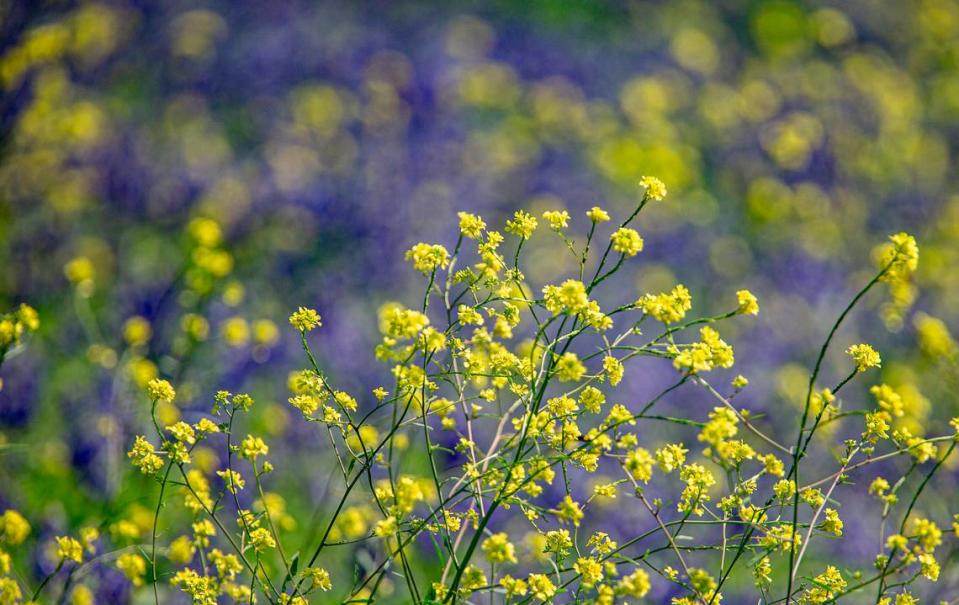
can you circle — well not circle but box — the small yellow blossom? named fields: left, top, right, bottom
left=574, top=556, right=604, bottom=587
left=194, top=418, right=220, bottom=434
left=603, top=355, right=624, bottom=385
left=801, top=487, right=825, bottom=508
left=877, top=232, right=919, bottom=282
left=673, top=326, right=735, bottom=373
left=505, top=210, right=538, bottom=239
left=802, top=565, right=845, bottom=603
left=556, top=495, right=584, bottom=526
left=822, top=508, right=843, bottom=536
left=543, top=279, right=590, bottom=315
left=761, top=454, right=784, bottom=477
left=79, top=527, right=98, bottom=554
left=918, top=552, right=940, bottom=581
left=405, top=243, right=450, bottom=274
left=736, top=289, right=759, bottom=315
left=542, top=209, right=570, bottom=231
left=240, top=435, right=269, bottom=460
left=753, top=556, right=772, bottom=588
left=249, top=527, right=276, bottom=551
left=592, top=482, right=618, bottom=498
left=458, top=212, right=486, bottom=239
left=146, top=378, right=176, bottom=403
left=374, top=516, right=398, bottom=537
left=911, top=517, right=942, bottom=552
left=289, top=307, right=322, bottom=332
left=885, top=534, right=908, bottom=552
left=457, top=305, right=484, bottom=326
left=580, top=385, right=606, bottom=413
left=611, top=227, right=644, bottom=257
left=625, top=447, right=654, bottom=482
left=869, top=477, right=890, bottom=497
left=540, top=530, right=570, bottom=559
left=638, top=284, right=692, bottom=323
left=527, top=574, right=556, bottom=601
left=167, top=421, right=196, bottom=444
left=460, top=564, right=487, bottom=592
left=554, top=352, right=586, bottom=382
left=639, top=176, right=667, bottom=200
left=587, top=206, right=610, bottom=222
left=128, top=436, right=164, bottom=475
left=56, top=536, right=84, bottom=563
left=655, top=443, right=688, bottom=473
left=501, top=575, right=528, bottom=597
left=862, top=410, right=890, bottom=444
left=307, top=566, right=333, bottom=591
left=847, top=343, right=881, bottom=372
left=217, top=469, right=246, bottom=493
left=172, top=569, right=218, bottom=603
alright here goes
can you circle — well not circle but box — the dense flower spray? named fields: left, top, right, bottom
left=1, top=183, right=955, bottom=605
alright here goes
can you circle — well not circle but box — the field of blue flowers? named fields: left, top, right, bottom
left=2, top=1, right=959, bottom=604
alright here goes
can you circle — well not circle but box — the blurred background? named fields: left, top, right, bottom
left=2, top=0, right=959, bottom=602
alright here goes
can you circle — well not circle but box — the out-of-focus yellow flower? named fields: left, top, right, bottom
left=221, top=316, right=249, bottom=347
left=0, top=510, right=31, bottom=545
left=123, top=316, right=152, bottom=347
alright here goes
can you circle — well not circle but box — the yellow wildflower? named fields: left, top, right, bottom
left=846, top=343, right=881, bottom=372
left=639, top=176, right=667, bottom=200
left=611, top=227, right=644, bottom=257
left=289, top=307, right=322, bottom=331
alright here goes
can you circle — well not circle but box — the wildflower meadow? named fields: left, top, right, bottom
left=3, top=2, right=959, bottom=605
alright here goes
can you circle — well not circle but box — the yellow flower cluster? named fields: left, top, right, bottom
left=673, top=326, right=734, bottom=373
left=639, top=175, right=667, bottom=201
left=405, top=242, right=450, bottom=274
left=128, top=435, right=164, bottom=475
left=542, top=279, right=611, bottom=330
left=554, top=352, right=586, bottom=382
left=847, top=343, right=881, bottom=372
left=736, top=289, right=759, bottom=315
left=802, top=565, right=846, bottom=603
left=504, top=210, right=538, bottom=239
left=0, top=304, right=39, bottom=352
left=289, top=306, right=322, bottom=331
left=586, top=206, right=610, bottom=222
left=542, top=209, right=570, bottom=231
left=638, top=284, right=692, bottom=323
left=240, top=435, right=269, bottom=460
left=458, top=211, right=486, bottom=239
left=146, top=378, right=176, bottom=403
left=55, top=536, right=83, bottom=563
left=610, top=227, right=644, bottom=257
left=878, top=232, right=919, bottom=283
